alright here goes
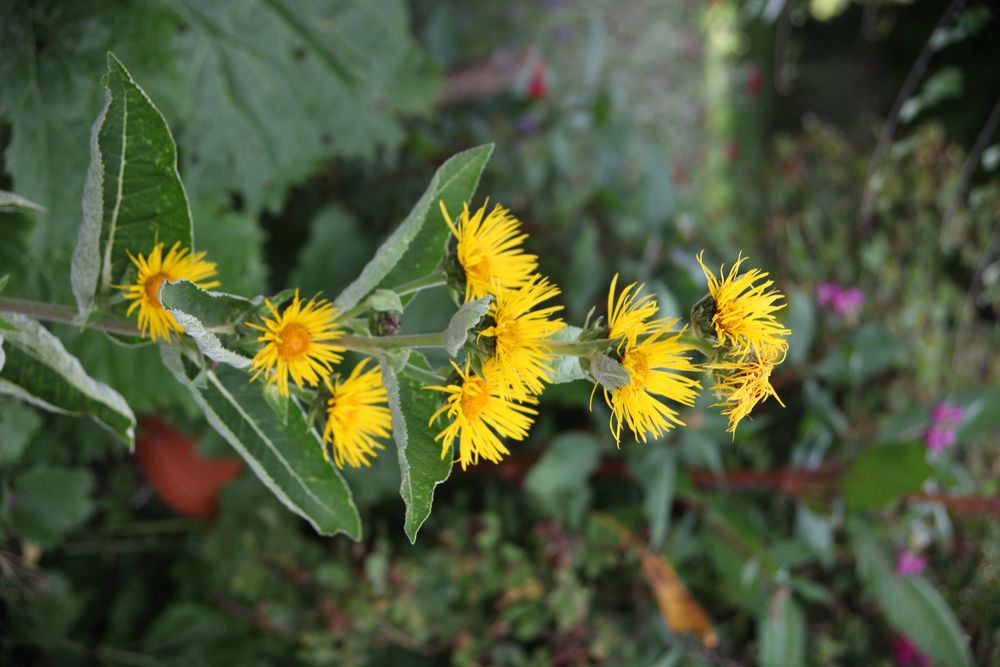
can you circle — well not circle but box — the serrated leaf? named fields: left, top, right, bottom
left=840, top=443, right=932, bottom=510
left=335, top=144, right=494, bottom=311
left=158, top=280, right=256, bottom=368
left=0, top=314, right=135, bottom=446
left=444, top=296, right=491, bottom=357
left=0, top=190, right=45, bottom=214
left=590, top=350, right=631, bottom=390
left=548, top=325, right=586, bottom=384
left=71, top=53, right=193, bottom=319
left=160, top=345, right=360, bottom=539
left=9, top=465, right=95, bottom=548
left=759, top=589, right=805, bottom=667
left=849, top=520, right=972, bottom=667
left=380, top=353, right=452, bottom=543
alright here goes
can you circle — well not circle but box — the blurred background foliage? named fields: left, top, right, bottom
left=2, top=0, right=1000, bottom=664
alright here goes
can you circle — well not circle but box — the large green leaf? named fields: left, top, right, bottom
left=334, top=144, right=494, bottom=311
left=8, top=465, right=95, bottom=549
left=380, top=353, right=452, bottom=543
left=524, top=432, right=602, bottom=527
left=71, top=52, right=193, bottom=318
left=158, top=280, right=257, bottom=368
left=758, top=589, right=805, bottom=667
left=170, top=0, right=439, bottom=214
left=849, top=520, right=972, bottom=667
left=840, top=443, right=932, bottom=510
left=0, top=314, right=135, bottom=445
left=847, top=519, right=972, bottom=667
left=160, top=345, right=361, bottom=539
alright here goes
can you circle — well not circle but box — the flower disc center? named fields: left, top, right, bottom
left=277, top=323, right=311, bottom=359
left=144, top=272, right=171, bottom=306
left=623, top=348, right=650, bottom=390
left=460, top=377, right=491, bottom=421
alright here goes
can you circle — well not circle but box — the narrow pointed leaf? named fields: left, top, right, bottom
left=759, top=589, right=805, bottom=667
left=380, top=353, right=452, bottom=543
left=72, top=53, right=193, bottom=318
left=335, top=144, right=493, bottom=311
left=590, top=350, right=631, bottom=391
left=0, top=190, right=45, bottom=214
left=160, top=345, right=361, bottom=539
left=0, top=314, right=135, bottom=445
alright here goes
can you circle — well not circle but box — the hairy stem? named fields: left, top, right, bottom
left=0, top=297, right=138, bottom=336
left=390, top=271, right=447, bottom=297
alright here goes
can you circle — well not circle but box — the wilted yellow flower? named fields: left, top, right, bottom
left=117, top=242, right=220, bottom=342
left=607, top=273, right=662, bottom=344
left=441, top=200, right=538, bottom=302
left=479, top=274, right=565, bottom=399
left=710, top=351, right=784, bottom=434
left=696, top=251, right=790, bottom=361
left=597, top=276, right=701, bottom=444
left=426, top=361, right=537, bottom=470
left=248, top=291, right=343, bottom=398
left=599, top=328, right=702, bottom=445
left=322, top=359, right=392, bottom=469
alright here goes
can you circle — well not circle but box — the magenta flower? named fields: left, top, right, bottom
left=893, top=635, right=932, bottom=666
left=924, top=402, right=964, bottom=453
left=896, top=550, right=927, bottom=576
left=815, top=282, right=864, bottom=318
left=931, top=403, right=965, bottom=426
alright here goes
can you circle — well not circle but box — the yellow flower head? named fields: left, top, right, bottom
left=598, top=327, right=702, bottom=446
left=322, top=359, right=392, bottom=469
left=426, top=361, right=537, bottom=470
left=117, top=242, right=220, bottom=342
left=441, top=200, right=538, bottom=302
left=710, top=350, right=785, bottom=435
left=607, top=273, right=664, bottom=345
left=479, top=274, right=565, bottom=400
left=248, top=291, right=344, bottom=398
left=696, top=251, right=790, bottom=361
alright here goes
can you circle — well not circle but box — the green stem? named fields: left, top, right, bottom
left=679, top=330, right=717, bottom=359
left=547, top=338, right=614, bottom=357
left=0, top=297, right=138, bottom=336
left=391, top=271, right=447, bottom=297
left=339, top=332, right=445, bottom=352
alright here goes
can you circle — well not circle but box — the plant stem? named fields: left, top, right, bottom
left=546, top=338, right=613, bottom=357
left=390, top=271, right=447, bottom=297
left=0, top=297, right=138, bottom=336
left=338, top=332, right=445, bottom=352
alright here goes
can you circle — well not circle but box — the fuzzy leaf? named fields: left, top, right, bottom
left=0, top=190, right=45, bottom=214
left=158, top=280, right=256, bottom=368
left=380, top=353, right=452, bottom=543
left=590, top=350, right=631, bottom=391
left=335, top=144, right=494, bottom=311
left=71, top=53, right=193, bottom=319
left=0, top=314, right=135, bottom=446
left=548, top=326, right=586, bottom=384
left=160, top=345, right=361, bottom=539
left=444, top=296, right=491, bottom=357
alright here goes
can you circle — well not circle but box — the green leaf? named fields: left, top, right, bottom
left=160, top=345, right=361, bottom=539
left=0, top=190, right=45, bottom=214
left=628, top=445, right=676, bottom=549
left=548, top=326, right=587, bottom=384
left=171, top=0, right=440, bottom=214
left=367, top=289, right=404, bottom=313
left=850, top=520, right=972, bottom=667
left=380, top=353, right=452, bottom=543
left=444, top=296, right=492, bottom=357
left=158, top=280, right=257, bottom=368
left=9, top=465, right=95, bottom=548
left=784, top=289, right=815, bottom=366
left=334, top=144, right=494, bottom=311
left=0, top=335, right=4, bottom=373
left=815, top=324, right=902, bottom=383
left=589, top=350, right=631, bottom=391
left=0, top=400, right=41, bottom=467
left=840, top=443, right=932, bottom=510
left=71, top=53, right=193, bottom=319
left=758, top=589, right=805, bottom=667
left=0, top=314, right=135, bottom=446
left=524, top=432, right=602, bottom=527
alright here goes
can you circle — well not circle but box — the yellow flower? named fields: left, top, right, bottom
left=322, top=359, right=392, bottom=469
left=248, top=291, right=344, bottom=398
left=479, top=274, right=565, bottom=399
left=117, top=242, right=220, bottom=342
left=607, top=273, right=662, bottom=344
left=696, top=251, right=790, bottom=361
left=426, top=362, right=537, bottom=470
left=710, top=351, right=785, bottom=435
left=441, top=200, right=538, bottom=302
left=598, top=327, right=702, bottom=445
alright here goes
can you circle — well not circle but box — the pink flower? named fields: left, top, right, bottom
left=925, top=402, right=964, bottom=453
left=931, top=403, right=964, bottom=426
left=896, top=550, right=927, bottom=576
left=815, top=282, right=839, bottom=308
left=893, top=635, right=932, bottom=667
left=925, top=425, right=956, bottom=453
left=815, top=282, right=864, bottom=318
